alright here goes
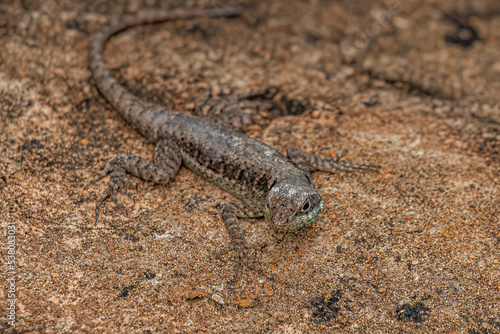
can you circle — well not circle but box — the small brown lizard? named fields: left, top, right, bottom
left=87, top=6, right=378, bottom=277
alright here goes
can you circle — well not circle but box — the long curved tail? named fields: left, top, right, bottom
left=89, top=6, right=243, bottom=139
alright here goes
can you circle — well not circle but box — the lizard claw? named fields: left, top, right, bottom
left=111, top=182, right=128, bottom=214
left=83, top=169, right=109, bottom=190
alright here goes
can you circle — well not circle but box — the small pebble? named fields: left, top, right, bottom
left=211, top=294, right=224, bottom=305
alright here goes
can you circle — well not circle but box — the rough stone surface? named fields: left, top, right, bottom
left=1, top=0, right=499, bottom=332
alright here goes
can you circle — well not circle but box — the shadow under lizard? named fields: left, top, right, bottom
left=86, top=6, right=379, bottom=279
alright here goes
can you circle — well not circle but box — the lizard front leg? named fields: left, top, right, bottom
left=85, top=138, right=182, bottom=222
left=220, top=198, right=265, bottom=279
left=287, top=147, right=379, bottom=173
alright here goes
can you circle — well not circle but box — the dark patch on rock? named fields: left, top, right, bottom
left=116, top=284, right=136, bottom=298
left=143, top=270, right=156, bottom=279
left=21, top=139, right=43, bottom=151
left=65, top=18, right=89, bottom=34
left=444, top=12, right=481, bottom=48
left=283, top=97, right=309, bottom=116
left=396, top=302, right=430, bottom=323
left=307, top=290, right=342, bottom=324
left=361, top=99, right=380, bottom=107
left=123, top=233, right=140, bottom=242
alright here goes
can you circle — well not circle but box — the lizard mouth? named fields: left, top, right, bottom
left=269, top=218, right=313, bottom=231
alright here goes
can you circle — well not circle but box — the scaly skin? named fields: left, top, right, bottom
left=87, top=6, right=379, bottom=279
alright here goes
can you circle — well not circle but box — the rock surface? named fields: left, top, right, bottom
left=1, top=0, right=499, bottom=332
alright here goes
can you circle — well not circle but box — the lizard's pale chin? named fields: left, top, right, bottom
left=264, top=204, right=273, bottom=224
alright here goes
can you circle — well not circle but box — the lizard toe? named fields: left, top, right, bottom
left=123, top=176, right=137, bottom=189
left=119, top=187, right=136, bottom=203
left=111, top=182, right=128, bottom=215
left=84, top=169, right=110, bottom=190
left=94, top=185, right=112, bottom=223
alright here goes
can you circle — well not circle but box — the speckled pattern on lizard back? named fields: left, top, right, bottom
left=86, top=6, right=379, bottom=279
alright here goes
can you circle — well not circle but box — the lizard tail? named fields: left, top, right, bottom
left=89, top=6, right=243, bottom=139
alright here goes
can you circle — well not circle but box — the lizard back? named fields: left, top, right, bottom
left=89, top=7, right=310, bottom=199
left=162, top=113, right=303, bottom=198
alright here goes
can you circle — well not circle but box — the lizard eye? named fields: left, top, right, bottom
left=301, top=201, right=311, bottom=212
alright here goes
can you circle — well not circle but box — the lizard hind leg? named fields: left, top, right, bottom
left=287, top=147, right=379, bottom=173
left=194, top=86, right=278, bottom=131
left=85, top=139, right=182, bottom=223
left=194, top=90, right=252, bottom=131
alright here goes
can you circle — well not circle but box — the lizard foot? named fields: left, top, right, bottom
left=217, top=242, right=258, bottom=284
left=84, top=157, right=136, bottom=223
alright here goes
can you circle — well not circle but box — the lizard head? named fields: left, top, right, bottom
left=264, top=182, right=323, bottom=231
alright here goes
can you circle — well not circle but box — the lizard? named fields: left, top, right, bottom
left=86, top=6, right=379, bottom=277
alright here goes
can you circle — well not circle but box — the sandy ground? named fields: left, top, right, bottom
left=1, top=0, right=499, bottom=332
